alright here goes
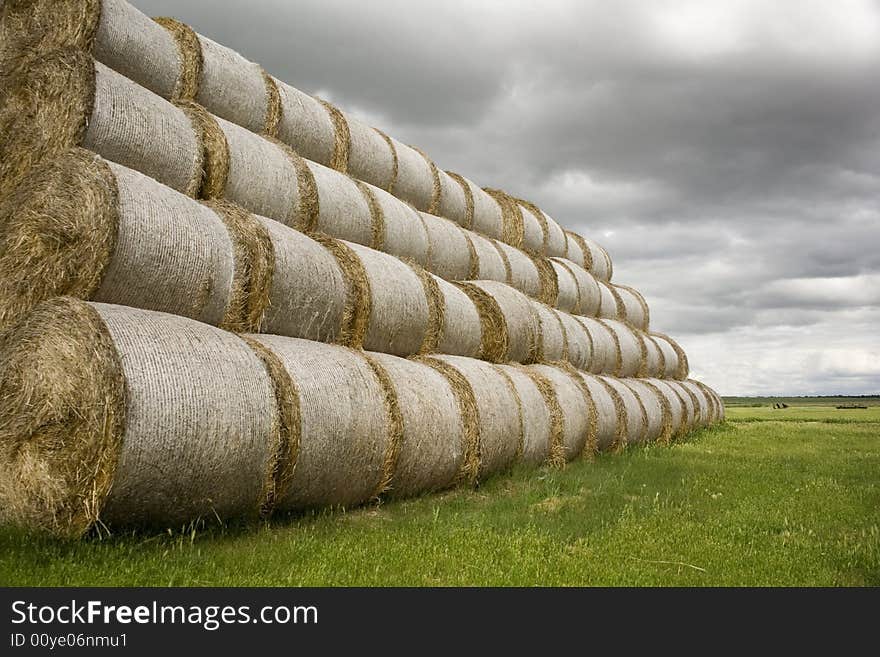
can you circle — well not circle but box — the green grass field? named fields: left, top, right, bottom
left=1, top=400, right=878, bottom=586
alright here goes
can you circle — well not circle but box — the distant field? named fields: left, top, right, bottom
left=1, top=398, right=877, bottom=586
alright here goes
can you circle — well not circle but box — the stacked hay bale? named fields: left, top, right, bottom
left=0, top=0, right=724, bottom=537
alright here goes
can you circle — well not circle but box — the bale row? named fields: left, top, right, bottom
left=0, top=297, right=722, bottom=537
left=0, top=0, right=615, bottom=274
left=0, top=151, right=682, bottom=377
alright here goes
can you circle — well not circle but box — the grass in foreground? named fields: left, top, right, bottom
left=1, top=402, right=878, bottom=586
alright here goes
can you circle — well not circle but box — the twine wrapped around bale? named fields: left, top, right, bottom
left=692, top=380, right=721, bottom=425
left=680, top=380, right=712, bottom=428
left=430, top=356, right=521, bottom=480
left=597, top=376, right=649, bottom=445
left=502, top=365, right=561, bottom=467
left=530, top=254, right=560, bottom=307
left=0, top=298, right=284, bottom=536
left=598, top=279, right=626, bottom=321
left=532, top=363, right=597, bottom=460
left=667, top=380, right=700, bottom=430
left=642, top=334, right=667, bottom=380
left=652, top=332, right=690, bottom=380
left=316, top=97, right=350, bottom=173
left=391, top=140, right=437, bottom=211
left=465, top=281, right=542, bottom=364
left=564, top=231, right=592, bottom=272
left=369, top=354, right=464, bottom=497
left=494, top=241, right=542, bottom=299
left=422, top=213, right=474, bottom=281
left=274, top=78, right=336, bottom=168
left=0, top=48, right=202, bottom=200
left=251, top=335, right=398, bottom=509
left=614, top=284, right=650, bottom=331
left=623, top=379, right=672, bottom=444
left=578, top=373, right=625, bottom=452
left=600, top=319, right=648, bottom=377
left=582, top=235, right=613, bottom=282
left=464, top=178, right=505, bottom=240
left=151, top=17, right=203, bottom=102
left=370, top=187, right=431, bottom=266
left=311, top=234, right=371, bottom=349
left=512, top=198, right=548, bottom=255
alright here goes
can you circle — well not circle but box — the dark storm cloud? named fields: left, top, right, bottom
left=132, top=0, right=880, bottom=394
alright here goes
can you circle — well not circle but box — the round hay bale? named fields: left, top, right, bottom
left=253, top=335, right=395, bottom=509
left=369, top=354, right=464, bottom=498
left=0, top=149, right=239, bottom=334
left=534, top=304, right=568, bottom=363
left=257, top=216, right=347, bottom=344
left=615, top=284, right=650, bottom=331
left=548, top=259, right=580, bottom=313
left=514, top=200, right=547, bottom=254
left=664, top=380, right=699, bottom=431
left=623, top=379, right=672, bottom=444
left=422, top=213, right=473, bottom=281
left=642, top=334, right=666, bottom=379
left=0, top=49, right=201, bottom=200
left=465, top=179, right=505, bottom=240
left=530, top=363, right=596, bottom=461
left=315, top=97, right=350, bottom=173
left=344, top=110, right=396, bottom=192
left=391, top=139, right=436, bottom=211
left=0, top=297, right=282, bottom=536
left=598, top=279, right=626, bottom=321
left=274, top=79, right=336, bottom=167
left=563, top=230, right=591, bottom=271
left=543, top=214, right=568, bottom=258
left=600, top=319, right=647, bottom=377
left=582, top=236, right=613, bottom=281
left=555, top=258, right=602, bottom=316
left=437, top=169, right=471, bottom=229
left=453, top=282, right=508, bottom=363
left=484, top=188, right=525, bottom=249
left=469, top=232, right=509, bottom=282
left=596, top=375, right=648, bottom=445
left=433, top=277, right=482, bottom=358
left=341, top=242, right=430, bottom=357
left=679, top=380, right=712, bottom=428
left=193, top=32, right=270, bottom=135
left=576, top=316, right=617, bottom=374
left=646, top=378, right=687, bottom=439
left=431, top=355, right=521, bottom=480
left=0, top=0, right=182, bottom=101
left=495, top=365, right=555, bottom=467
left=466, top=281, right=541, bottom=364
left=651, top=332, right=690, bottom=380
left=692, top=380, right=721, bottom=425
left=494, top=241, right=542, bottom=299
left=578, top=373, right=624, bottom=451
left=556, top=310, right=593, bottom=371
left=370, top=187, right=431, bottom=266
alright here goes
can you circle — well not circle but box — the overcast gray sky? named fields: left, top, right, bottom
left=137, top=0, right=880, bottom=396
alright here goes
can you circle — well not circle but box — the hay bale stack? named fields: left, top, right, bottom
left=426, top=355, right=522, bottom=480
left=597, top=279, right=625, bottom=321
left=642, top=334, right=666, bottom=379
left=369, top=185, right=431, bottom=265
left=0, top=298, right=280, bottom=537
left=680, top=380, right=712, bottom=427
left=576, top=317, right=618, bottom=374
left=601, top=319, right=647, bottom=377
left=529, top=364, right=596, bottom=461
left=515, top=199, right=568, bottom=257
left=596, top=376, right=648, bottom=445
left=555, top=258, right=602, bottom=316
left=421, top=213, right=473, bottom=281
left=492, top=241, right=543, bottom=300
left=556, top=311, right=593, bottom=371
left=548, top=259, right=581, bottom=314
left=388, top=140, right=437, bottom=213
left=432, top=277, right=483, bottom=358
left=494, top=365, right=554, bottom=466
left=651, top=332, right=690, bottom=380
left=459, top=280, right=541, bottom=364
left=343, top=110, right=396, bottom=192
left=646, top=379, right=688, bottom=438
left=469, top=232, right=509, bottom=282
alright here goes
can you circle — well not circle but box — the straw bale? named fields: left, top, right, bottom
left=556, top=310, right=593, bottom=370
left=548, top=259, right=580, bottom=313
left=494, top=241, right=542, bottom=299
left=391, top=139, right=436, bottom=211
left=575, top=316, right=617, bottom=374
left=466, top=281, right=541, bottom=363
left=534, top=304, right=568, bottom=363
left=466, top=179, right=505, bottom=240
left=531, top=363, right=596, bottom=460
left=598, top=279, right=626, bottom=321
left=563, top=231, right=591, bottom=271
left=468, top=232, right=509, bottom=282
left=422, top=214, right=473, bottom=281
left=577, top=373, right=624, bottom=451
left=431, top=356, right=520, bottom=480
left=370, top=187, right=431, bottom=266
left=596, top=376, right=649, bottom=445
left=253, top=336, right=393, bottom=509
left=623, top=379, right=671, bottom=444
left=316, top=97, right=350, bottom=173
left=680, top=380, right=712, bottom=427
left=601, top=319, right=647, bottom=377
left=615, top=284, right=650, bottom=331
left=513, top=199, right=547, bottom=254
left=582, top=236, right=613, bottom=281
left=645, top=379, right=687, bottom=439
left=484, top=188, right=525, bottom=249
left=552, top=258, right=601, bottom=316
left=345, top=110, right=396, bottom=192
left=434, top=278, right=483, bottom=358
left=439, top=170, right=473, bottom=229
left=370, top=354, right=464, bottom=497
left=652, top=332, right=690, bottom=380
left=496, top=365, right=555, bottom=467
left=642, top=334, right=666, bottom=379
left=274, top=79, right=336, bottom=166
